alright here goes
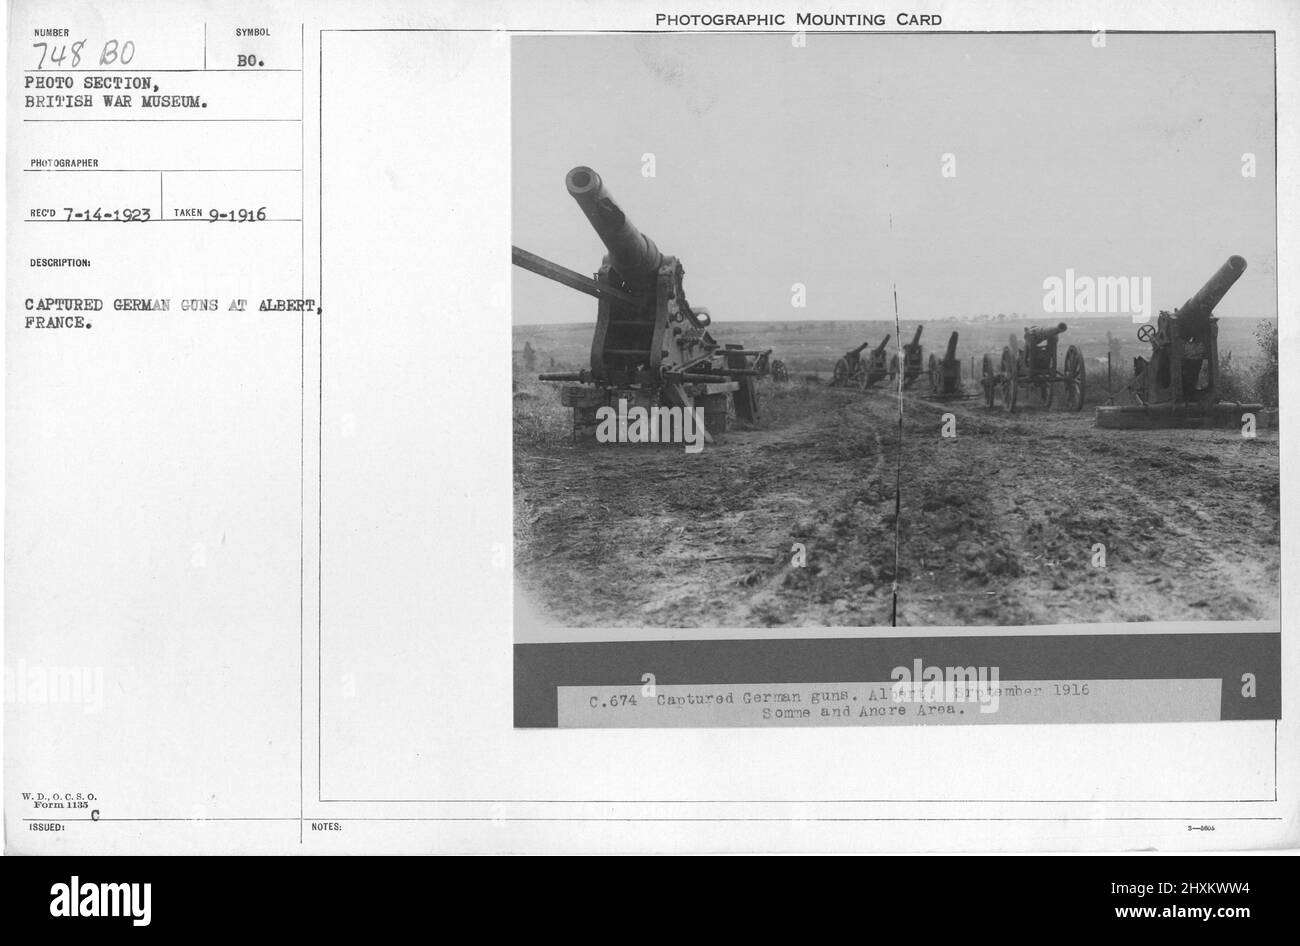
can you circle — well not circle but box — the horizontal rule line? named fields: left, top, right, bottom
left=23, top=168, right=303, bottom=173
left=23, top=817, right=299, bottom=822
left=23, top=218, right=304, bottom=223
left=23, top=68, right=303, bottom=73
left=317, top=796, right=1277, bottom=804
left=319, top=28, right=1275, bottom=35
left=23, top=118, right=302, bottom=123
left=22, top=816, right=1288, bottom=823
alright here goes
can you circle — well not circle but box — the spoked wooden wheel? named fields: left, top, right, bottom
left=982, top=353, right=995, bottom=408
left=832, top=357, right=849, bottom=387
left=1064, top=344, right=1086, bottom=411
left=1000, top=347, right=1018, bottom=412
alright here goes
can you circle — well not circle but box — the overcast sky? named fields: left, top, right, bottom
left=512, top=33, right=1275, bottom=324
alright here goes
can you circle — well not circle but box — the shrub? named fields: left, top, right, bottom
left=1217, top=321, right=1278, bottom=406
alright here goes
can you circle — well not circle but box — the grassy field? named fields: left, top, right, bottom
left=514, top=316, right=1278, bottom=408
left=514, top=360, right=1280, bottom=628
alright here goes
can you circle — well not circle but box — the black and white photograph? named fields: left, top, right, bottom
left=512, top=32, right=1280, bottom=631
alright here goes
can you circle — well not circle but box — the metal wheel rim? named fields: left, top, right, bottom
left=1064, top=346, right=1085, bottom=410
left=1000, top=348, right=1016, bottom=411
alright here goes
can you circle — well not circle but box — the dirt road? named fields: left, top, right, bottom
left=513, top=382, right=1279, bottom=627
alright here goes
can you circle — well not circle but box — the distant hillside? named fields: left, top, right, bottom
left=512, top=316, right=1274, bottom=377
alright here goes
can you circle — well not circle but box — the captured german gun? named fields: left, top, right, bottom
left=513, top=167, right=761, bottom=439
left=982, top=322, right=1085, bottom=412
left=831, top=341, right=871, bottom=387
left=927, top=331, right=964, bottom=397
left=1096, top=256, right=1273, bottom=428
left=832, top=337, right=893, bottom=389
left=752, top=349, right=789, bottom=382
left=860, top=335, right=894, bottom=389
left=893, top=325, right=925, bottom=389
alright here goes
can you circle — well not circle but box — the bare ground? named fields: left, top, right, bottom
left=514, top=381, right=1280, bottom=627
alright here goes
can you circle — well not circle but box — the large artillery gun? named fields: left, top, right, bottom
left=927, top=331, right=965, bottom=397
left=1095, top=256, right=1274, bottom=429
left=832, top=336, right=893, bottom=389
left=893, top=325, right=925, bottom=389
left=860, top=335, right=894, bottom=388
left=513, top=167, right=761, bottom=440
left=982, top=322, right=1086, bottom=412
left=831, top=341, right=871, bottom=387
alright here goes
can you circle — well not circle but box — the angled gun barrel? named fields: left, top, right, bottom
left=943, top=331, right=959, bottom=363
left=1027, top=322, right=1068, bottom=345
left=566, top=166, right=662, bottom=290
left=1180, top=255, right=1247, bottom=320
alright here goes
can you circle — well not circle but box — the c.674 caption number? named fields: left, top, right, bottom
left=587, top=694, right=639, bottom=708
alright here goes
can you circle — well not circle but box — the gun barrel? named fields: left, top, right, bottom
left=1027, top=322, right=1068, bottom=345
left=566, top=166, right=662, bottom=290
left=908, top=325, right=924, bottom=348
left=944, top=331, right=959, bottom=363
left=1182, top=255, right=1247, bottom=317
left=872, top=334, right=892, bottom=355
left=848, top=341, right=870, bottom=357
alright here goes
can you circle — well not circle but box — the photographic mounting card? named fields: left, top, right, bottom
left=5, top=0, right=1298, bottom=854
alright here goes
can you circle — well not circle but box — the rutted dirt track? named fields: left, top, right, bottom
left=513, top=383, right=1280, bottom=627
left=895, top=394, right=1279, bottom=625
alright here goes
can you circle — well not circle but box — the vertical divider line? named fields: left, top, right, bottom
left=883, top=211, right=904, bottom=631
left=890, top=273, right=903, bottom=627
left=298, top=20, right=305, bottom=846
left=317, top=29, right=324, bottom=804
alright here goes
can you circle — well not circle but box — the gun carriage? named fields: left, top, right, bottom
left=894, top=325, right=925, bottom=389
left=831, top=341, right=870, bottom=387
left=927, top=331, right=964, bottom=397
left=981, top=322, right=1086, bottom=412
left=1096, top=256, right=1273, bottom=428
left=513, top=167, right=762, bottom=439
left=752, top=349, right=789, bottom=382
left=831, top=337, right=894, bottom=389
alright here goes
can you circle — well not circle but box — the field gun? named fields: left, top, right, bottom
left=894, top=325, right=925, bottom=389
left=981, top=321, right=1085, bottom=412
left=860, top=335, right=894, bottom=389
left=833, top=337, right=894, bottom=389
left=752, top=349, right=789, bottom=382
left=927, top=331, right=964, bottom=396
left=1096, top=255, right=1274, bottom=428
left=832, top=341, right=871, bottom=387
left=514, top=167, right=761, bottom=439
